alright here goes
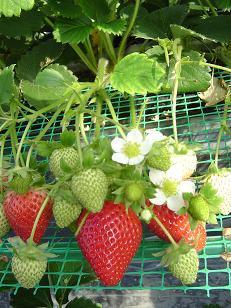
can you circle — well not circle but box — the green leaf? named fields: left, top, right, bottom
left=48, top=0, right=82, bottom=19
left=134, top=5, right=188, bottom=39
left=10, top=276, right=52, bottom=308
left=0, top=0, right=34, bottom=17
left=78, top=0, right=110, bottom=23
left=111, top=52, right=165, bottom=95
left=21, top=64, right=78, bottom=109
left=53, top=19, right=92, bottom=44
left=35, top=141, right=60, bottom=157
left=60, top=130, right=76, bottom=147
left=170, top=24, right=217, bottom=42
left=193, top=15, right=231, bottom=43
left=163, top=51, right=211, bottom=93
left=17, top=40, right=64, bottom=81
left=66, top=297, right=101, bottom=308
left=0, top=65, right=15, bottom=105
left=96, top=18, right=127, bottom=35
left=0, top=10, right=44, bottom=38
left=213, top=0, right=231, bottom=9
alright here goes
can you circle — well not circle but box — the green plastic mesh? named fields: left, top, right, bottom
left=1, top=71, right=231, bottom=296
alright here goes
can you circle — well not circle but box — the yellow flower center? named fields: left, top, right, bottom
left=162, top=179, right=177, bottom=197
left=123, top=142, right=140, bottom=158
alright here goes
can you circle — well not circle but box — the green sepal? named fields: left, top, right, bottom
left=188, top=215, right=198, bottom=231
left=182, top=192, right=193, bottom=202
left=53, top=187, right=76, bottom=204
left=177, top=207, right=188, bottom=215
left=60, top=130, right=76, bottom=147
left=200, top=182, right=223, bottom=214
left=208, top=213, right=218, bottom=225
left=160, top=240, right=192, bottom=267
left=35, top=141, right=62, bottom=157
left=82, top=147, right=95, bottom=169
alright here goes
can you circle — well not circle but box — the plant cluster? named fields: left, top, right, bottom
left=0, top=0, right=230, bottom=294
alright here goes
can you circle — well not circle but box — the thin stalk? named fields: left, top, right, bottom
left=84, top=37, right=97, bottom=68
left=201, top=62, right=231, bottom=73
left=71, top=44, right=97, bottom=75
left=136, top=98, right=147, bottom=128
left=214, top=92, right=230, bottom=168
left=15, top=120, right=33, bottom=167
left=75, top=111, right=83, bottom=166
left=75, top=211, right=90, bottom=237
left=94, top=97, right=103, bottom=139
left=9, top=129, right=17, bottom=161
left=26, top=145, right=34, bottom=168
left=100, top=90, right=126, bottom=139
left=0, top=120, right=11, bottom=133
left=196, top=0, right=209, bottom=16
left=62, top=95, right=75, bottom=131
left=130, top=96, right=136, bottom=127
left=29, top=194, right=51, bottom=242
left=104, top=33, right=116, bottom=64
left=79, top=113, right=89, bottom=145
left=117, top=0, right=140, bottom=61
left=0, top=137, right=6, bottom=191
left=205, top=0, right=218, bottom=16
left=152, top=214, right=177, bottom=247
left=44, top=16, right=54, bottom=28
left=171, top=39, right=183, bottom=144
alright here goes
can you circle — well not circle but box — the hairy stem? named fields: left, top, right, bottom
left=80, top=113, right=89, bottom=145
left=152, top=214, right=177, bottom=246
left=136, top=98, right=147, bottom=128
left=84, top=37, right=97, bottom=68
left=75, top=111, right=83, bottom=166
left=15, top=120, right=33, bottom=167
left=94, top=96, right=103, bottom=139
left=102, top=33, right=116, bottom=64
left=201, top=62, right=231, bottom=73
left=130, top=96, right=136, bottom=127
left=205, top=0, right=218, bottom=16
left=117, top=0, right=140, bottom=61
left=75, top=211, right=90, bottom=237
left=71, top=44, right=97, bottom=75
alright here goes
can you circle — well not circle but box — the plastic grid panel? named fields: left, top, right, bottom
left=1, top=71, right=231, bottom=295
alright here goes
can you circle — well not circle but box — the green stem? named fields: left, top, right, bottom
left=29, top=193, right=51, bottom=243
left=103, top=33, right=116, bottom=64
left=44, top=16, right=54, bottom=28
left=26, top=145, right=34, bottom=168
left=94, top=96, right=103, bottom=139
left=214, top=92, right=230, bottom=168
left=196, top=0, right=209, bottom=16
left=71, top=44, right=97, bottom=75
left=75, top=211, right=90, bottom=237
left=205, top=0, right=218, bottom=16
left=75, top=111, right=83, bottom=166
left=79, top=113, right=89, bottom=145
left=62, top=95, right=75, bottom=131
left=171, top=39, right=183, bottom=144
left=100, top=90, right=126, bottom=139
left=136, top=98, right=147, bottom=128
left=84, top=37, right=97, bottom=68
left=9, top=129, right=17, bottom=161
left=0, top=136, right=6, bottom=191
left=15, top=120, right=33, bottom=167
left=201, top=62, right=231, bottom=73
left=152, top=214, right=177, bottom=246
left=130, top=96, right=136, bottom=127
left=0, top=120, right=11, bottom=132
left=117, top=0, right=140, bottom=61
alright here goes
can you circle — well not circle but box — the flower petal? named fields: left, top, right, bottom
left=111, top=137, right=126, bottom=153
left=140, top=138, right=153, bottom=155
left=178, top=180, right=196, bottom=195
left=128, top=154, right=144, bottom=165
left=145, top=129, right=165, bottom=143
left=112, top=152, right=129, bottom=164
left=166, top=164, right=184, bottom=182
left=167, top=195, right=185, bottom=212
left=127, top=129, right=143, bottom=144
left=149, top=189, right=166, bottom=205
left=149, top=168, right=166, bottom=186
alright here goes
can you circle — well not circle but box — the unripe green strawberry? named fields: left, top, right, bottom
left=168, top=248, right=199, bottom=285
left=0, top=204, right=10, bottom=237
left=49, top=147, right=80, bottom=178
left=147, top=144, right=171, bottom=171
left=71, top=169, right=108, bottom=213
left=53, top=198, right=82, bottom=228
left=9, top=174, right=32, bottom=195
left=188, top=195, right=209, bottom=221
left=125, top=182, right=143, bottom=202
left=12, top=255, right=47, bottom=289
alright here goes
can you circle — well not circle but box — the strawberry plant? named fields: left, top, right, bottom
left=0, top=0, right=230, bottom=294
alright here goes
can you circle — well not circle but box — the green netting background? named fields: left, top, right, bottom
left=1, top=71, right=231, bottom=296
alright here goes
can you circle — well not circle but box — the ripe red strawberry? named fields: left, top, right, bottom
left=148, top=204, right=206, bottom=251
left=3, top=189, right=52, bottom=243
left=76, top=200, right=142, bottom=286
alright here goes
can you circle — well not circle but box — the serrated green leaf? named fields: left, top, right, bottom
left=17, top=40, right=63, bottom=81
left=163, top=51, right=211, bottom=93
left=36, top=141, right=56, bottom=157
left=97, top=18, right=127, bottom=35
left=53, top=19, right=92, bottom=44
left=0, top=64, right=15, bottom=105
left=60, top=130, right=76, bottom=147
left=78, top=0, right=110, bottom=23
left=48, top=0, right=82, bottom=19
left=0, top=0, right=34, bottom=17
left=134, top=5, right=188, bottom=40
left=170, top=24, right=217, bottom=42
left=66, top=297, right=100, bottom=308
left=0, top=10, right=44, bottom=38
left=111, top=52, right=165, bottom=95
left=193, top=15, right=231, bottom=43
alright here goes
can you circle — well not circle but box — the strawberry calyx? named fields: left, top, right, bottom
left=9, top=236, right=56, bottom=262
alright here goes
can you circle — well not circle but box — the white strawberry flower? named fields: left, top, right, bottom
left=111, top=129, right=164, bottom=165
left=149, top=168, right=196, bottom=212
